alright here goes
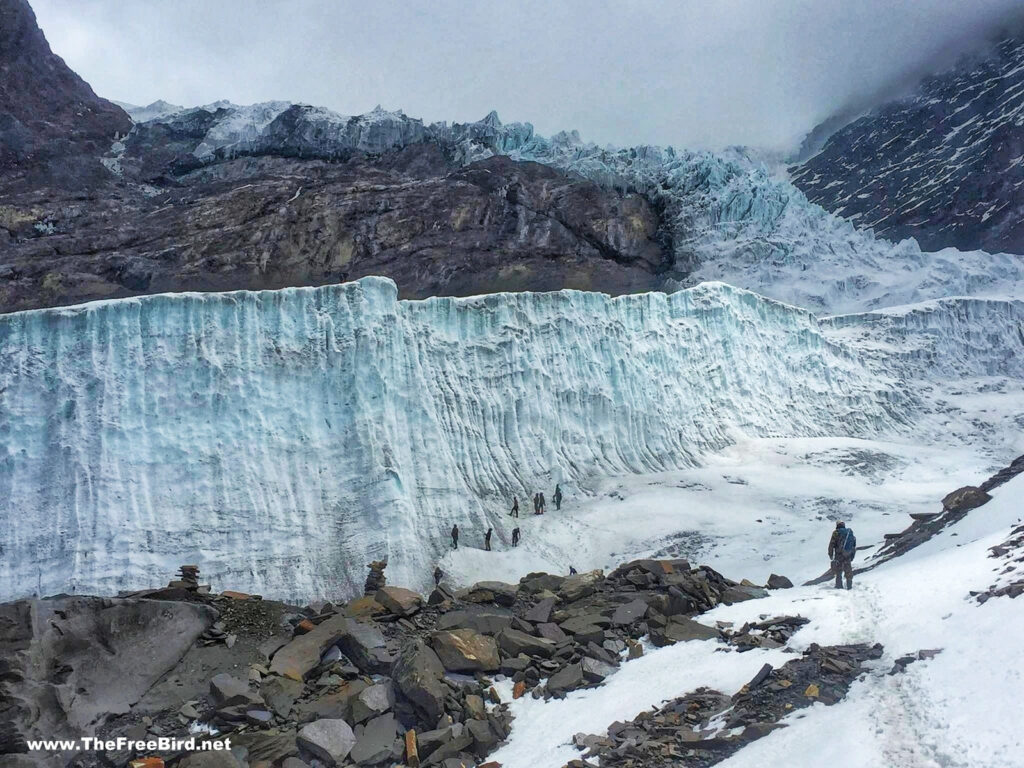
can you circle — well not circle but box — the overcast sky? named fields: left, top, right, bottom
left=32, top=0, right=1024, bottom=153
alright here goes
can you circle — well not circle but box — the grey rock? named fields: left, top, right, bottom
left=497, top=628, right=556, bottom=658
left=458, top=581, right=520, bottom=607
left=581, top=657, right=616, bottom=683
left=611, top=598, right=648, bottom=626
left=547, top=663, right=585, bottom=695
left=766, top=574, right=794, bottom=589
left=558, top=570, right=603, bottom=603
left=392, top=639, right=447, bottom=722
left=349, top=713, right=397, bottom=766
left=523, top=597, right=556, bottom=624
left=434, top=606, right=513, bottom=636
left=261, top=675, right=305, bottom=717
left=431, top=629, right=501, bottom=672
left=297, top=719, right=356, bottom=766
left=350, top=682, right=394, bottom=724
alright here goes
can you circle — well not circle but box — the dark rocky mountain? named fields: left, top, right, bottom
left=791, top=31, right=1024, bottom=254
left=0, top=0, right=130, bottom=192
left=0, top=0, right=667, bottom=314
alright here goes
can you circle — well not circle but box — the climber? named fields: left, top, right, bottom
left=569, top=565, right=578, bottom=575
left=433, top=566, right=444, bottom=585
left=484, top=527, right=493, bottom=551
left=510, top=496, right=519, bottom=518
left=539, top=492, right=546, bottom=514
left=533, top=493, right=540, bottom=515
left=554, top=484, right=563, bottom=511
left=828, top=521, right=856, bottom=589
left=512, top=527, right=521, bottom=547
left=451, top=523, right=459, bottom=549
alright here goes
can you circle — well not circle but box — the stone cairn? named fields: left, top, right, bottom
left=168, top=564, right=201, bottom=592
left=364, top=558, right=388, bottom=595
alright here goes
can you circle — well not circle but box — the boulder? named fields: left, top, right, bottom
left=557, top=570, right=603, bottom=603
left=421, top=723, right=473, bottom=766
left=210, top=674, right=253, bottom=706
left=466, top=718, right=499, bottom=755
left=294, top=680, right=368, bottom=722
left=536, top=622, right=568, bottom=643
left=519, top=573, right=567, bottom=594
left=431, top=629, right=500, bottom=672
left=270, top=615, right=352, bottom=681
left=458, top=581, right=519, bottom=607
left=297, top=719, right=356, bottom=766
left=766, top=574, right=794, bottom=590
left=719, top=585, right=769, bottom=604
left=547, top=663, right=585, bottom=695
left=942, top=486, right=992, bottom=513
left=581, top=657, right=616, bottom=683
left=611, top=599, right=648, bottom=626
left=651, top=618, right=720, bottom=647
left=523, top=597, right=556, bottom=624
left=261, top=676, right=305, bottom=717
left=434, top=607, right=513, bottom=636
left=497, top=628, right=556, bottom=658
left=392, top=640, right=447, bottom=722
left=337, top=620, right=393, bottom=674
left=232, top=728, right=300, bottom=765
left=464, top=694, right=487, bottom=720
left=345, top=595, right=388, bottom=620
left=350, top=682, right=395, bottom=723
left=375, top=587, right=424, bottom=617
left=349, top=713, right=397, bottom=766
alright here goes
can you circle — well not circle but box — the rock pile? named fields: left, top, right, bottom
left=8, top=557, right=808, bottom=768
left=364, top=561, right=388, bottom=596
left=564, top=643, right=884, bottom=768
left=167, top=565, right=205, bottom=593
left=973, top=522, right=1024, bottom=602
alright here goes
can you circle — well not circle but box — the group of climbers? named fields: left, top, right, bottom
left=447, top=483, right=565, bottom=552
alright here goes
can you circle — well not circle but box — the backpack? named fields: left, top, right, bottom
left=838, top=527, right=856, bottom=557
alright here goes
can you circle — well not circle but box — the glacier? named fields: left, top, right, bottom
left=0, top=277, right=912, bottom=602
left=120, top=104, right=1024, bottom=313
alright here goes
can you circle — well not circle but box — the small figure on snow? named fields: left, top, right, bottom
left=510, top=496, right=519, bottom=518
left=484, top=527, right=493, bottom=551
left=569, top=565, right=578, bottom=575
left=828, top=521, right=856, bottom=589
left=512, top=527, right=521, bottom=547
left=451, top=524, right=459, bottom=549
left=554, top=484, right=563, bottom=511
left=433, top=565, right=444, bottom=585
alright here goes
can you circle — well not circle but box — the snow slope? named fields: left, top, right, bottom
left=0, top=277, right=904, bottom=602
left=485, top=472, right=1024, bottom=768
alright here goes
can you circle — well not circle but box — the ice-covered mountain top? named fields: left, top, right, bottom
left=121, top=103, right=1024, bottom=314
left=113, top=99, right=186, bottom=122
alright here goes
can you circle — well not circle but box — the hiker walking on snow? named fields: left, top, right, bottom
left=512, top=527, right=521, bottom=547
left=433, top=566, right=444, bottom=585
left=828, top=521, right=856, bottom=589
left=554, top=484, right=563, bottom=511
left=451, top=524, right=459, bottom=549
left=484, top=527, right=492, bottom=551
left=533, top=493, right=540, bottom=515
left=510, top=497, right=519, bottom=518
left=539, top=492, right=546, bottom=514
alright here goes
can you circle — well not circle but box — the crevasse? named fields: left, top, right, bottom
left=0, top=278, right=905, bottom=601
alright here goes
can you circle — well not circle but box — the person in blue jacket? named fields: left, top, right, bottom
left=828, top=521, right=857, bottom=589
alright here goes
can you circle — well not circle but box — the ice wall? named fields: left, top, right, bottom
left=0, top=278, right=906, bottom=602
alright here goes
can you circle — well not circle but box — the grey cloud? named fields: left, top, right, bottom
left=31, top=0, right=1024, bottom=153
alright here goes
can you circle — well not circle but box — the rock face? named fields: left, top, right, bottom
left=0, top=147, right=667, bottom=313
left=791, top=32, right=1024, bottom=254
left=0, top=596, right=214, bottom=752
left=392, top=640, right=447, bottom=722
left=0, top=0, right=131, bottom=191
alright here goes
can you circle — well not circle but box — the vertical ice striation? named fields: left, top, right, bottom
left=0, top=278, right=907, bottom=601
